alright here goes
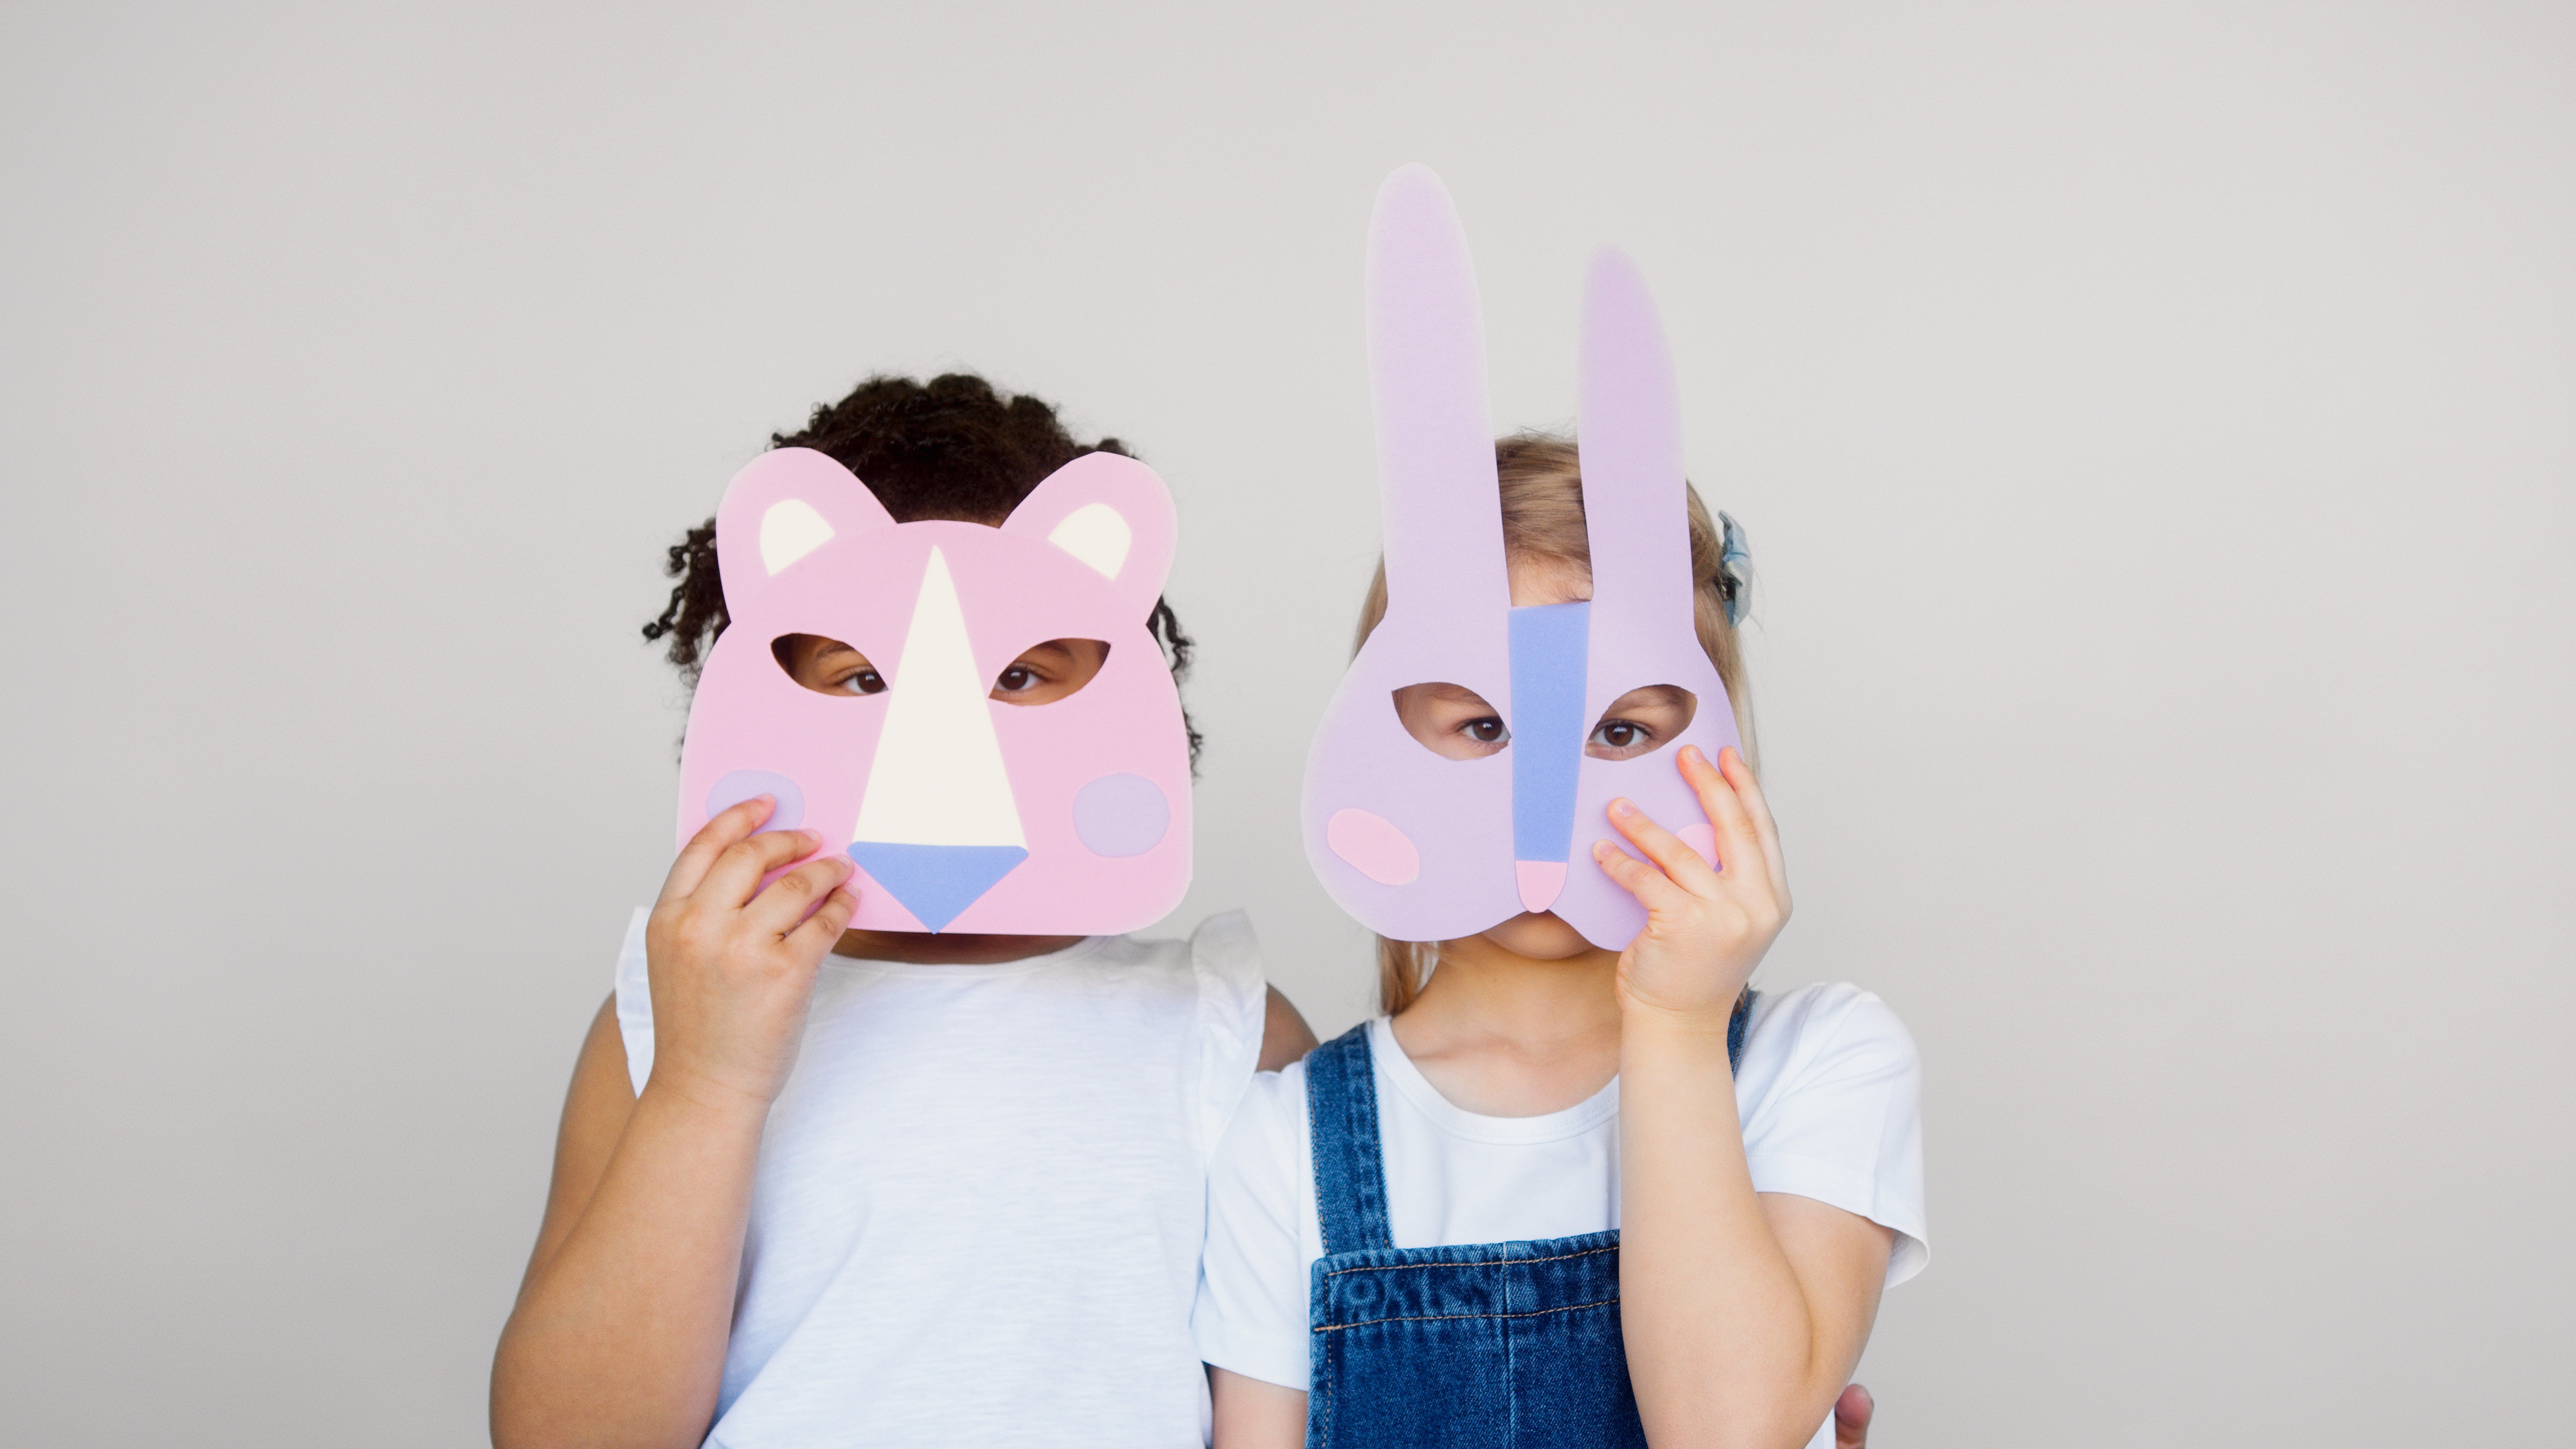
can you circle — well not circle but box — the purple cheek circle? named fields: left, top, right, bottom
left=1072, top=773, right=1169, bottom=859
left=705, top=770, right=805, bottom=833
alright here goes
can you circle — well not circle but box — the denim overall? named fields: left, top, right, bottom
left=1302, top=994, right=1754, bottom=1449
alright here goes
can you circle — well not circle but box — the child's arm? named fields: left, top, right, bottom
left=1209, top=1366, right=1307, bottom=1449
left=490, top=798, right=857, bottom=1449
left=1594, top=746, right=1892, bottom=1449
left=1259, top=987, right=1320, bottom=1070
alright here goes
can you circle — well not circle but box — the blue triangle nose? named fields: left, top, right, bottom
left=846, top=843, right=1030, bottom=932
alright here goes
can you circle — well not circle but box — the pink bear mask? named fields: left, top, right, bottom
left=1302, top=165, right=1743, bottom=951
left=675, top=447, right=1192, bottom=934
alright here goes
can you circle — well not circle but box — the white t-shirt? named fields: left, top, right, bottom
left=1190, top=983, right=1927, bottom=1401
left=613, top=907, right=1267, bottom=1449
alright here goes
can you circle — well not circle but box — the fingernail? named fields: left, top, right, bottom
left=1608, top=798, right=1634, bottom=818
left=1680, top=745, right=1702, bottom=766
left=800, top=829, right=823, bottom=846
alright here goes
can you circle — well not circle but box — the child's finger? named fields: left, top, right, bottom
left=1716, top=746, right=1789, bottom=898
left=698, top=827, right=825, bottom=909
left=744, top=854, right=856, bottom=939
left=784, top=886, right=862, bottom=956
left=1591, top=836, right=1693, bottom=917
left=1605, top=796, right=1722, bottom=895
left=660, top=795, right=777, bottom=904
left=1677, top=746, right=1770, bottom=892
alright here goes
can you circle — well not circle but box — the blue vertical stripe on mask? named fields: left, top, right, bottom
left=1507, top=602, right=1590, bottom=865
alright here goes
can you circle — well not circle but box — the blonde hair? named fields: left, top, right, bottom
left=1357, top=431, right=1757, bottom=1014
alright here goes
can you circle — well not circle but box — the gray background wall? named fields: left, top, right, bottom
left=4, top=3, right=2568, bottom=1444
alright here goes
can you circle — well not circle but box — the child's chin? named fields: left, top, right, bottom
left=1478, top=911, right=1594, bottom=961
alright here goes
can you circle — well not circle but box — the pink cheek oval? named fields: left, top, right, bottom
left=1327, top=808, right=1420, bottom=886
left=1072, top=772, right=1170, bottom=858
left=1678, top=822, right=1719, bottom=867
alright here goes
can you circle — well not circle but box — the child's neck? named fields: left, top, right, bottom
left=831, top=931, right=1086, bottom=965
left=1389, top=932, right=1624, bottom=1118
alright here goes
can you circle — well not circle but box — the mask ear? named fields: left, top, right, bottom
left=1575, top=249, right=1696, bottom=628
left=714, top=447, right=898, bottom=600
left=1367, top=163, right=1511, bottom=628
left=999, top=452, right=1177, bottom=617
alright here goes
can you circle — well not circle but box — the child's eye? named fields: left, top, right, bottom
left=1463, top=717, right=1510, bottom=745
left=773, top=634, right=889, bottom=699
left=989, top=639, right=1111, bottom=707
left=1583, top=686, right=1694, bottom=761
left=1586, top=719, right=1653, bottom=757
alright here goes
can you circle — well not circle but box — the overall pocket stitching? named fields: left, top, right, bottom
left=1312, top=1296, right=1620, bottom=1332
left=1321, top=1245, right=1617, bottom=1277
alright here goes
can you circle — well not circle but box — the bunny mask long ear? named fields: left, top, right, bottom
left=1369, top=168, right=1514, bottom=640
left=1299, top=165, right=1522, bottom=943
left=1547, top=247, right=1743, bottom=949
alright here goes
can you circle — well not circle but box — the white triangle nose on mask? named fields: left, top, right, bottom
left=848, top=547, right=1029, bottom=930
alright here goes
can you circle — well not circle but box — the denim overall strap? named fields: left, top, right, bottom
left=1303, top=993, right=1758, bottom=1449
left=1305, top=1025, right=1392, bottom=1256
left=1728, top=986, right=1753, bottom=1072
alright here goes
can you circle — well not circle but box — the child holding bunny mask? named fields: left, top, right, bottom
left=1194, top=170, right=1927, bottom=1449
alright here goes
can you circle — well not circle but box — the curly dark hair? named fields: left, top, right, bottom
left=643, top=371, right=1202, bottom=764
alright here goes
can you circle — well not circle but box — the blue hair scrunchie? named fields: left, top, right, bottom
left=1717, top=511, right=1752, bottom=627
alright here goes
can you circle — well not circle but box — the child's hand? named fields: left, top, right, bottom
left=1591, top=744, right=1792, bottom=1030
left=643, top=796, right=858, bottom=1114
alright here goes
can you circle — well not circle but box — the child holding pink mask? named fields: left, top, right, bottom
left=492, top=374, right=1316, bottom=1449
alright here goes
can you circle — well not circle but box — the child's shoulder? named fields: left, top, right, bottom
left=1206, top=1046, right=1316, bottom=1191
left=1119, top=910, right=1271, bottom=1157
left=1103, top=908, right=1262, bottom=981
left=1091, top=913, right=1268, bottom=1052
left=1741, top=981, right=1919, bottom=1094
left=1749, top=979, right=1908, bottom=1031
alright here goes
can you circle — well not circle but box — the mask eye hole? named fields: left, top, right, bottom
left=1585, top=686, right=1697, bottom=761
left=773, top=634, right=887, bottom=697
left=991, top=639, right=1111, bottom=706
left=1393, top=683, right=1510, bottom=761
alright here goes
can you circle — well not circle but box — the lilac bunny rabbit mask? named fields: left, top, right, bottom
left=1301, top=166, right=1742, bottom=952
left=676, top=447, right=1192, bottom=935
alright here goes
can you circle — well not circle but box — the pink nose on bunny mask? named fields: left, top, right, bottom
left=1301, top=165, right=1741, bottom=951
left=676, top=447, right=1192, bottom=934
